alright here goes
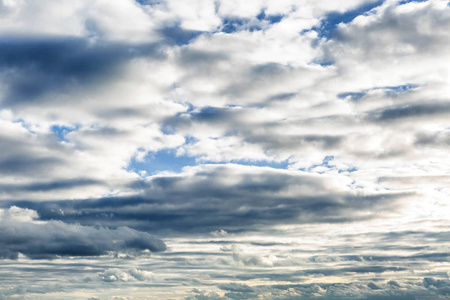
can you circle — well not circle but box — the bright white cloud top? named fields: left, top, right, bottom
left=0, top=0, right=449, bottom=299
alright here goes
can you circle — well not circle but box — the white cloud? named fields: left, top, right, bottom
left=98, top=268, right=155, bottom=282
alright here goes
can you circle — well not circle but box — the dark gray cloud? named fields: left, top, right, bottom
left=0, top=206, right=166, bottom=259
left=414, top=130, right=450, bottom=147
left=246, top=134, right=343, bottom=152
left=367, top=102, right=450, bottom=122
left=4, top=165, right=411, bottom=235
left=0, top=178, right=103, bottom=193
left=0, top=154, right=60, bottom=176
left=218, top=283, right=254, bottom=293
left=158, top=25, right=205, bottom=46
left=0, top=36, right=162, bottom=106
left=0, top=129, right=63, bottom=176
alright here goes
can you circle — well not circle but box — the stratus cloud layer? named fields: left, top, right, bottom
left=0, top=0, right=449, bottom=299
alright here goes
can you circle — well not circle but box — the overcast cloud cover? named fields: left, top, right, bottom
left=0, top=0, right=449, bottom=299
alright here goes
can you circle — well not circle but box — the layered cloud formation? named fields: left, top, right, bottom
left=0, top=0, right=449, bottom=299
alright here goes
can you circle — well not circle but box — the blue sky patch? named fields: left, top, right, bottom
left=398, top=0, right=428, bottom=5
left=220, top=11, right=284, bottom=33
left=310, top=58, right=334, bottom=67
left=135, top=0, right=162, bottom=5
left=211, top=159, right=290, bottom=170
left=339, top=167, right=358, bottom=173
left=128, top=149, right=197, bottom=175
left=221, top=17, right=259, bottom=33
left=50, top=125, right=79, bottom=142
left=256, top=10, right=284, bottom=24
left=338, top=91, right=367, bottom=101
left=338, top=84, right=418, bottom=101
left=384, top=84, right=418, bottom=92
left=315, top=0, right=384, bottom=39
left=189, top=106, right=227, bottom=122
left=13, top=119, right=34, bottom=134
left=128, top=148, right=290, bottom=175
left=221, top=17, right=248, bottom=34
left=300, top=155, right=358, bottom=173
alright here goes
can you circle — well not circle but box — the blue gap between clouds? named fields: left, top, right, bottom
left=226, top=159, right=289, bottom=169
left=13, top=119, right=34, bottom=134
left=256, top=10, right=284, bottom=24
left=51, top=125, right=79, bottom=142
left=398, top=0, right=428, bottom=5
left=221, top=9, right=284, bottom=34
left=134, top=0, right=162, bottom=5
left=309, top=58, right=334, bottom=67
left=129, top=149, right=197, bottom=175
left=222, top=18, right=250, bottom=34
left=298, top=156, right=357, bottom=173
left=314, top=0, right=385, bottom=39
left=302, top=155, right=335, bottom=173
left=128, top=149, right=290, bottom=175
left=338, top=84, right=418, bottom=101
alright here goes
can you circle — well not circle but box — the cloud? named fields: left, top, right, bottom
left=423, top=278, right=450, bottom=295
left=0, top=0, right=164, bottom=42
left=0, top=37, right=162, bottom=107
left=230, top=245, right=276, bottom=267
left=0, top=206, right=166, bottom=259
left=98, top=268, right=155, bottom=282
left=368, top=102, right=450, bottom=123
left=217, top=283, right=254, bottom=293
left=11, top=164, right=414, bottom=235
left=210, top=229, right=228, bottom=237
left=185, top=278, right=450, bottom=300
left=0, top=0, right=449, bottom=299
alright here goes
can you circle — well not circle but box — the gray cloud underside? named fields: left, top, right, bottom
left=4, top=165, right=412, bottom=234
left=0, top=207, right=166, bottom=260
left=0, top=37, right=163, bottom=106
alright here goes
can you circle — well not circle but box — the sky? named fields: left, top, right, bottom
left=0, top=0, right=449, bottom=299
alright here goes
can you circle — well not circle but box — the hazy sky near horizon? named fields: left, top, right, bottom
left=0, top=0, right=449, bottom=299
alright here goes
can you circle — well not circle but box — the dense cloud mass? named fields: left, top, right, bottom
left=0, top=0, right=449, bottom=299
left=0, top=206, right=166, bottom=259
left=12, top=164, right=413, bottom=234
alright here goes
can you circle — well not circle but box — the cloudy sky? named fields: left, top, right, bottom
left=0, top=0, right=449, bottom=299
